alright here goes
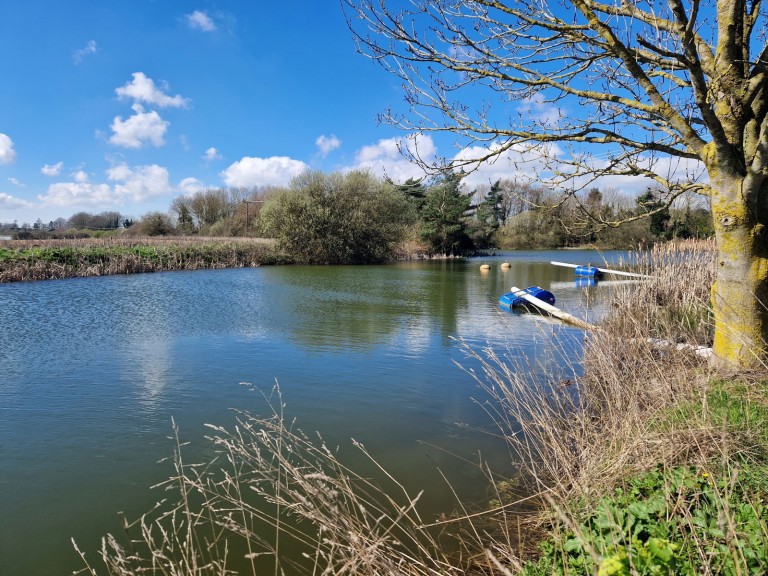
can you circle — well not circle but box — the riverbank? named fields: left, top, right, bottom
left=0, top=237, right=281, bottom=282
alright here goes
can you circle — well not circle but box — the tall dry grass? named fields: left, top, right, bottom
left=457, top=239, right=768, bottom=572
left=75, top=387, right=478, bottom=576
left=466, top=240, right=717, bottom=488
left=602, top=239, right=716, bottom=346
left=75, top=239, right=767, bottom=575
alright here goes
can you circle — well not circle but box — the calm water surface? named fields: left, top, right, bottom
left=0, top=250, right=626, bottom=575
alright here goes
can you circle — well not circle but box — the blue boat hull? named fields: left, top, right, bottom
left=499, top=286, right=556, bottom=309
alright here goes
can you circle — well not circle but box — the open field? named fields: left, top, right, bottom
left=0, top=236, right=280, bottom=282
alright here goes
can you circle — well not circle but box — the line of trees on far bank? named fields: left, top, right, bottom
left=1, top=169, right=713, bottom=263
left=0, top=211, right=134, bottom=239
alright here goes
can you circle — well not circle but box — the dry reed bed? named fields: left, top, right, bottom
left=499, top=243, right=716, bottom=484
left=459, top=239, right=767, bottom=571
left=603, top=239, right=716, bottom=346
left=0, top=237, right=279, bottom=282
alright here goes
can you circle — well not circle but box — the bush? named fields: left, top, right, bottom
left=128, top=212, right=177, bottom=237
left=260, top=170, right=414, bottom=264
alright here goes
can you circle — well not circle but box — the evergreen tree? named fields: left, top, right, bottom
left=471, top=180, right=505, bottom=248
left=581, top=187, right=604, bottom=243
left=419, top=172, right=473, bottom=256
left=395, top=177, right=426, bottom=212
left=635, top=189, right=671, bottom=239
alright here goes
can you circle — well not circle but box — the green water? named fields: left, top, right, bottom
left=0, top=250, right=625, bottom=574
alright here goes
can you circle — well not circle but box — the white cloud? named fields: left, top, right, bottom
left=221, top=156, right=309, bottom=187
left=108, top=163, right=173, bottom=202
left=39, top=163, right=173, bottom=208
left=187, top=10, right=217, bottom=32
left=7, top=177, right=24, bottom=187
left=359, top=134, right=437, bottom=163
left=203, top=147, right=222, bottom=161
left=39, top=175, right=113, bottom=208
left=453, top=141, right=708, bottom=196
left=516, top=95, right=564, bottom=127
left=580, top=155, right=708, bottom=195
left=179, top=135, right=190, bottom=150
left=104, top=165, right=129, bottom=181
left=315, top=134, right=341, bottom=157
left=41, top=162, right=63, bottom=177
left=73, top=40, right=98, bottom=64
left=348, top=134, right=564, bottom=189
left=116, top=72, right=190, bottom=108
left=355, top=138, right=401, bottom=164
left=179, top=177, right=204, bottom=193
left=452, top=142, right=564, bottom=187
left=0, top=133, right=16, bottom=164
left=109, top=104, right=169, bottom=149
left=0, top=192, right=32, bottom=209
left=350, top=134, right=435, bottom=183
left=345, top=132, right=704, bottom=198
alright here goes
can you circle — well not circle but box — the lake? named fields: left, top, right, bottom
left=0, top=249, right=626, bottom=575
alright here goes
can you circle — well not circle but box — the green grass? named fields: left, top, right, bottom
left=512, top=377, right=768, bottom=576
left=659, top=380, right=768, bottom=449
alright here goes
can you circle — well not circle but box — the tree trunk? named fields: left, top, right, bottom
left=710, top=175, right=768, bottom=368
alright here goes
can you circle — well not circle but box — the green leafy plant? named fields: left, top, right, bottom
left=520, top=465, right=768, bottom=575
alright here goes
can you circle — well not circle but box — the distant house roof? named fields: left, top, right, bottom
left=0, top=236, right=12, bottom=241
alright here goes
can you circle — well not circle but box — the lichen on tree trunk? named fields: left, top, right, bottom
left=710, top=177, right=768, bottom=367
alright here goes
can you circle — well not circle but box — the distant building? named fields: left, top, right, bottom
left=0, top=236, right=12, bottom=240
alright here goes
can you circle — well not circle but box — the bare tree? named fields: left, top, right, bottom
left=498, top=180, right=549, bottom=220
left=344, top=0, right=768, bottom=367
left=192, top=189, right=229, bottom=229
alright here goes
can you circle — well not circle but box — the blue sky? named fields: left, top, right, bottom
left=0, top=1, right=446, bottom=224
left=0, top=1, right=703, bottom=226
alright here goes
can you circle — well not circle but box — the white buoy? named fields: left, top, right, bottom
left=500, top=262, right=511, bottom=269
left=480, top=264, right=490, bottom=271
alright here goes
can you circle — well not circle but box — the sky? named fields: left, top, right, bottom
left=0, top=1, right=701, bottom=226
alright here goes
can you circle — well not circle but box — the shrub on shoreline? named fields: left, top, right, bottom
left=260, top=170, right=415, bottom=264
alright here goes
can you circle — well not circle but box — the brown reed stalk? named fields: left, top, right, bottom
left=454, top=239, right=768, bottom=572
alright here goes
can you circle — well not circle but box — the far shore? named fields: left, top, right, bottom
left=1, top=235, right=674, bottom=283
left=0, top=236, right=280, bottom=283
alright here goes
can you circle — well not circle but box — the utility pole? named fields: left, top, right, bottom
left=242, top=199, right=264, bottom=235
